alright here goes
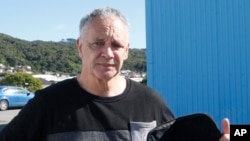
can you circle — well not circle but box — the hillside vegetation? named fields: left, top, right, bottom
left=0, top=33, right=146, bottom=75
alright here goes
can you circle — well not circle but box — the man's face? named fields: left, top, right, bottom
left=77, top=16, right=129, bottom=81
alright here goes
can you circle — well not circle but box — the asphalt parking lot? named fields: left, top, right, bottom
left=0, top=109, right=20, bottom=131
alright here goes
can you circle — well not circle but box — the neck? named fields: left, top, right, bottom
left=77, top=74, right=126, bottom=97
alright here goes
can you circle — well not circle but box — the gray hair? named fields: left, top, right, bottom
left=79, top=7, right=129, bottom=37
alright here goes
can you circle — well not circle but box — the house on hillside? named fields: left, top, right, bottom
left=0, top=64, right=5, bottom=73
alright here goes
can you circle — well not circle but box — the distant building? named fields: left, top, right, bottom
left=61, top=38, right=76, bottom=44
left=33, top=74, right=73, bottom=83
left=0, top=64, right=5, bottom=73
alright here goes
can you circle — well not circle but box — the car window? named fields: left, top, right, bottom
left=3, top=88, right=16, bottom=94
left=15, top=88, right=28, bottom=94
left=3, top=87, right=28, bottom=94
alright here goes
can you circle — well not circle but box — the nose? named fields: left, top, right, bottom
left=101, top=46, right=114, bottom=59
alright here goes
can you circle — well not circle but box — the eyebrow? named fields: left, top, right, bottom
left=93, top=36, right=107, bottom=41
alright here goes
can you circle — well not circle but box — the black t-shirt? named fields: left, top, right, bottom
left=0, top=78, right=174, bottom=141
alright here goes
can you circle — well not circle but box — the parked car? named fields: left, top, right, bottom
left=0, top=86, right=34, bottom=111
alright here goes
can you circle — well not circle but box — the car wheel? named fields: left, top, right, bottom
left=0, top=100, right=9, bottom=111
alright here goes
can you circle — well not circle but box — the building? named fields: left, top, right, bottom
left=0, top=64, right=4, bottom=73
left=146, top=0, right=250, bottom=127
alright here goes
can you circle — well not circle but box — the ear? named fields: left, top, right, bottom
left=76, top=38, right=83, bottom=58
left=124, top=43, right=130, bottom=60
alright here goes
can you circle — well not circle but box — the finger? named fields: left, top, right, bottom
left=222, top=118, right=230, bottom=134
left=219, top=134, right=230, bottom=141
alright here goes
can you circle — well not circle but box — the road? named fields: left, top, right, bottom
left=0, top=109, right=20, bottom=131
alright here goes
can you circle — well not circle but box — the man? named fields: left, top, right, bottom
left=0, top=7, right=229, bottom=141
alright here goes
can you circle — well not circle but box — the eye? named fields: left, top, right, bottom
left=91, top=40, right=105, bottom=49
left=112, top=42, right=123, bottom=49
left=94, top=41, right=105, bottom=46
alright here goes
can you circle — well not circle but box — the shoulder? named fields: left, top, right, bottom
left=129, top=79, right=156, bottom=92
left=128, top=79, right=162, bottom=98
left=34, top=78, right=80, bottom=103
left=31, top=78, right=84, bottom=111
left=127, top=79, right=175, bottom=121
left=127, top=79, right=167, bottom=106
left=37, top=78, right=78, bottom=95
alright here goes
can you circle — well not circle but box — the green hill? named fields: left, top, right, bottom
left=0, top=33, right=146, bottom=75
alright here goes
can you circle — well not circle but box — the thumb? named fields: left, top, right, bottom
left=222, top=118, right=230, bottom=134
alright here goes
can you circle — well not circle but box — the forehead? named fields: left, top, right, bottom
left=85, top=17, right=129, bottom=39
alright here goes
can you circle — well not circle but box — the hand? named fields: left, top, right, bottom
left=219, top=118, right=230, bottom=141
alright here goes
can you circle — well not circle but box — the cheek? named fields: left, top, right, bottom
left=113, top=53, right=125, bottom=65
left=87, top=52, right=103, bottom=66
left=123, top=52, right=128, bottom=60
left=78, top=45, right=88, bottom=59
left=121, top=50, right=129, bottom=60
left=78, top=48, right=90, bottom=65
left=78, top=49, right=84, bottom=59
left=79, top=46, right=94, bottom=60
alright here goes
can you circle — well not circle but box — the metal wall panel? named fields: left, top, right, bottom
left=146, top=0, right=250, bottom=127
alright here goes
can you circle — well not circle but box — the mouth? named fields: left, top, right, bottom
left=99, top=63, right=115, bottom=67
left=95, top=59, right=117, bottom=68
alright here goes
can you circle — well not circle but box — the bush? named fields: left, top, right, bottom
left=0, top=73, right=42, bottom=92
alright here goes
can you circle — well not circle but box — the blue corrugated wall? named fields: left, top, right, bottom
left=146, top=0, right=250, bottom=128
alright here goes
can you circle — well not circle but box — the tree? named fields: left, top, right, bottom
left=0, top=73, right=43, bottom=92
